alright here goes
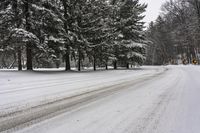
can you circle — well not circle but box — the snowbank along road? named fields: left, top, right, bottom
left=0, top=66, right=200, bottom=133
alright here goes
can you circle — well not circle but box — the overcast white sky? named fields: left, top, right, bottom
left=140, top=0, right=168, bottom=25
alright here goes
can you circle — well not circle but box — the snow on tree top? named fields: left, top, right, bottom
left=48, top=36, right=65, bottom=44
left=127, top=51, right=146, bottom=60
left=11, top=28, right=39, bottom=44
left=126, top=41, right=146, bottom=49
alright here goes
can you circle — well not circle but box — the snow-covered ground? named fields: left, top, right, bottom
left=0, top=66, right=200, bottom=133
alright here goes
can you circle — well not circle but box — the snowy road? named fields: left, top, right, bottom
left=0, top=66, right=200, bottom=133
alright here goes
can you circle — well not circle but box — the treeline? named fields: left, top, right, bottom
left=0, top=0, right=147, bottom=71
left=146, top=0, right=200, bottom=65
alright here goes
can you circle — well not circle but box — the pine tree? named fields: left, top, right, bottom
left=109, top=0, right=147, bottom=68
left=0, top=0, right=25, bottom=70
left=0, top=0, right=148, bottom=70
left=80, top=0, right=111, bottom=71
left=0, top=0, right=66, bottom=70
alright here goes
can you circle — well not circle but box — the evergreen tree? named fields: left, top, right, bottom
left=0, top=0, right=148, bottom=70
left=109, top=0, right=147, bottom=68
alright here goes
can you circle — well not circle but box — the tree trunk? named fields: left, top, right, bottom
left=14, top=0, right=22, bottom=71
left=126, top=63, right=129, bottom=69
left=65, top=52, right=70, bottom=71
left=25, top=0, right=33, bottom=70
left=93, top=55, right=96, bottom=71
left=26, top=44, right=33, bottom=70
left=61, top=0, right=71, bottom=70
left=18, top=47, right=22, bottom=71
left=78, top=49, right=81, bottom=71
left=105, top=63, right=108, bottom=70
left=65, top=45, right=71, bottom=71
left=113, top=61, right=117, bottom=69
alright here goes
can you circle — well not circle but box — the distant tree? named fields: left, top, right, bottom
left=146, top=0, right=200, bottom=65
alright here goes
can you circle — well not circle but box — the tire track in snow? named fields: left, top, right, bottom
left=0, top=69, right=163, bottom=116
left=0, top=68, right=167, bottom=132
left=125, top=68, right=185, bottom=133
left=0, top=74, right=116, bottom=94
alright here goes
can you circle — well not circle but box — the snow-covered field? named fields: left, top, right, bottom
left=0, top=66, right=200, bottom=133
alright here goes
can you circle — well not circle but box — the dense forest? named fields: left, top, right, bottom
left=146, top=0, right=200, bottom=65
left=0, top=0, right=147, bottom=71
left=1, top=0, right=199, bottom=71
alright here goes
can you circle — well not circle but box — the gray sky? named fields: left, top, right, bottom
left=140, top=0, right=168, bottom=25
